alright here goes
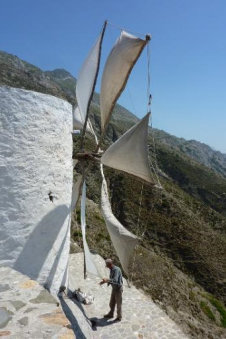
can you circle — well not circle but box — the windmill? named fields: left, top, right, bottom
left=72, top=21, right=161, bottom=282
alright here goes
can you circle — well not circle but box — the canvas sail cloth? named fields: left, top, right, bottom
left=73, top=106, right=90, bottom=130
left=100, top=31, right=147, bottom=132
left=73, top=106, right=94, bottom=135
left=100, top=165, right=139, bottom=276
left=71, top=175, right=83, bottom=211
left=74, top=24, right=105, bottom=138
left=101, top=113, right=153, bottom=183
left=81, top=181, right=101, bottom=277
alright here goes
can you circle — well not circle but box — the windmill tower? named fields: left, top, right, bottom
left=0, top=86, right=73, bottom=295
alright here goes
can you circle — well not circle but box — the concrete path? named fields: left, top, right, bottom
left=62, top=253, right=189, bottom=339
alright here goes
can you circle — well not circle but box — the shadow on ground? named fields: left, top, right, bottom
left=89, top=317, right=118, bottom=331
left=59, top=289, right=118, bottom=335
left=59, top=294, right=86, bottom=339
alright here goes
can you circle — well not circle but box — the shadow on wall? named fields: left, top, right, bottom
left=45, top=219, right=70, bottom=291
left=14, top=205, right=69, bottom=282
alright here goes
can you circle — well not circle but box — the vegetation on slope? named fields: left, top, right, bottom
left=156, top=144, right=226, bottom=215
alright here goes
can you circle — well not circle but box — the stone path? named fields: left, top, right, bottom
left=0, top=266, right=74, bottom=338
left=0, top=254, right=189, bottom=338
left=61, top=253, right=189, bottom=339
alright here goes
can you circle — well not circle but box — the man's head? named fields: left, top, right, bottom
left=105, top=258, right=113, bottom=269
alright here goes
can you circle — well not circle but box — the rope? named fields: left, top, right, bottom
left=130, top=180, right=146, bottom=285
left=129, top=39, right=166, bottom=285
left=129, top=243, right=138, bottom=286
left=146, top=40, right=162, bottom=189
left=107, top=21, right=151, bottom=39
left=137, top=183, right=144, bottom=231
left=148, top=142, right=162, bottom=188
left=146, top=42, right=151, bottom=115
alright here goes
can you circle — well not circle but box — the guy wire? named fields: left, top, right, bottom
left=107, top=21, right=150, bottom=39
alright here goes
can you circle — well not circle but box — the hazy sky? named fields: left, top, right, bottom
left=1, top=0, right=225, bottom=153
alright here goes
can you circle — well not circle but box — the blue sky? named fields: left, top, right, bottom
left=1, top=0, right=225, bottom=153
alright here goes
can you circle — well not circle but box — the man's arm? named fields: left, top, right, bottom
left=99, top=278, right=109, bottom=285
left=99, top=269, right=121, bottom=286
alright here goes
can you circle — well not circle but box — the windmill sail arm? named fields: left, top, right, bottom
left=101, top=113, right=154, bottom=184
left=73, top=106, right=95, bottom=135
left=100, top=46, right=141, bottom=135
left=81, top=181, right=102, bottom=278
left=100, top=165, right=139, bottom=275
left=71, top=175, right=83, bottom=211
left=73, top=23, right=155, bottom=281
left=99, top=31, right=148, bottom=139
left=101, top=164, right=153, bottom=185
left=80, top=21, right=107, bottom=144
left=75, top=21, right=107, bottom=148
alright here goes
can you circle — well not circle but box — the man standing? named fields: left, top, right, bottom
left=99, top=259, right=123, bottom=321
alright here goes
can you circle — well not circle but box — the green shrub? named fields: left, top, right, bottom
left=200, top=301, right=215, bottom=321
left=189, top=290, right=196, bottom=301
left=206, top=295, right=226, bottom=328
left=76, top=209, right=81, bottom=223
left=94, top=212, right=104, bottom=222
left=73, top=230, right=82, bottom=238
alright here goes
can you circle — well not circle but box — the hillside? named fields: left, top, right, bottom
left=1, top=50, right=225, bottom=177
left=1, top=50, right=226, bottom=338
left=154, top=129, right=226, bottom=178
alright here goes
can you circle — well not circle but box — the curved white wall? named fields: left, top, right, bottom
left=0, top=86, right=73, bottom=294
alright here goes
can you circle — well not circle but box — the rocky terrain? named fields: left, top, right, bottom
left=1, top=50, right=226, bottom=338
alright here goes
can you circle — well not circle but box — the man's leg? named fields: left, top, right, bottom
left=109, top=288, right=116, bottom=316
left=104, top=289, right=116, bottom=317
left=115, top=287, right=123, bottom=319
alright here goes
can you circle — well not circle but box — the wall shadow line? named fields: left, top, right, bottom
left=14, top=204, right=69, bottom=282
left=59, top=295, right=86, bottom=338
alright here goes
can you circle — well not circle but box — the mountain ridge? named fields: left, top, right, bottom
left=1, top=50, right=225, bottom=177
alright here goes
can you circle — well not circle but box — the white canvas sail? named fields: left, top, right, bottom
left=73, top=106, right=84, bottom=130
left=100, top=165, right=139, bottom=275
left=73, top=159, right=78, bottom=168
left=75, top=23, right=106, bottom=134
left=71, top=175, right=83, bottom=211
left=101, top=113, right=153, bottom=183
left=100, top=31, right=147, bottom=132
left=73, top=106, right=94, bottom=134
left=81, top=181, right=101, bottom=277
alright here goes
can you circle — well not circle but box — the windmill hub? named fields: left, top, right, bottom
left=74, top=152, right=101, bottom=162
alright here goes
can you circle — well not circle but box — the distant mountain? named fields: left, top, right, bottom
left=44, top=68, right=77, bottom=100
left=0, top=50, right=72, bottom=103
left=154, top=129, right=226, bottom=178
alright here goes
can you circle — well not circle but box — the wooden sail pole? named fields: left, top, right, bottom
left=76, top=20, right=107, bottom=279
left=80, top=20, right=108, bottom=152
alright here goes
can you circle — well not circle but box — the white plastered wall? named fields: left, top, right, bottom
left=0, top=86, right=73, bottom=295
